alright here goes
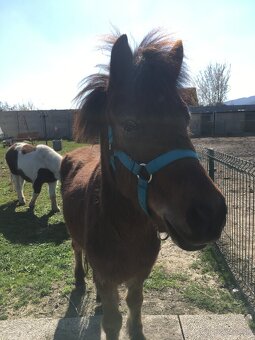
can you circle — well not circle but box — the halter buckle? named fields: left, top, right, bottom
left=137, top=163, right=152, bottom=183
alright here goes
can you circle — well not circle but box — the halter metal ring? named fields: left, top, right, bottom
left=137, top=163, right=152, bottom=183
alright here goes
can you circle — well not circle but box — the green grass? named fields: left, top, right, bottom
left=183, top=283, right=245, bottom=314
left=0, top=140, right=86, bottom=320
left=186, top=246, right=247, bottom=313
left=144, top=266, right=188, bottom=290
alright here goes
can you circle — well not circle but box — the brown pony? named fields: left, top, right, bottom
left=61, top=30, right=227, bottom=340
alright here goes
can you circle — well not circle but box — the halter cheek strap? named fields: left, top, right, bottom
left=108, top=127, right=199, bottom=215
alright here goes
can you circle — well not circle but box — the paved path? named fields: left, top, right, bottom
left=0, top=314, right=254, bottom=340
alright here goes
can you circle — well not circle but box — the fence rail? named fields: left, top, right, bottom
left=200, top=148, right=255, bottom=307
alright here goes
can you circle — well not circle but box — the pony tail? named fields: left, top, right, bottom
left=73, top=74, right=108, bottom=143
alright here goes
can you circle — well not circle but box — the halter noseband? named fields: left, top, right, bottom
left=108, top=126, right=199, bottom=215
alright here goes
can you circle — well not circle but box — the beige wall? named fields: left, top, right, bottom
left=1, top=109, right=254, bottom=139
left=0, top=110, right=74, bottom=139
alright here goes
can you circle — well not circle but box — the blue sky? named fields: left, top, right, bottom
left=0, top=0, right=254, bottom=109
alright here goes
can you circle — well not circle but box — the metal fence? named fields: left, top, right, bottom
left=200, top=148, right=255, bottom=307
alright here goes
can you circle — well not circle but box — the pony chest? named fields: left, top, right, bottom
left=86, top=220, right=160, bottom=276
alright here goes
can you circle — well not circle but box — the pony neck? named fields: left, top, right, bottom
left=99, top=129, right=118, bottom=206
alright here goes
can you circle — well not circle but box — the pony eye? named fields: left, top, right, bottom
left=123, top=120, right=138, bottom=133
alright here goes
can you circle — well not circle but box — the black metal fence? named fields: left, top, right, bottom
left=200, top=148, right=255, bottom=307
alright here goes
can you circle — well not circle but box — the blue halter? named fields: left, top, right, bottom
left=108, top=127, right=199, bottom=215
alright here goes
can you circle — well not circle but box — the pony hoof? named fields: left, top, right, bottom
left=29, top=204, right=35, bottom=210
left=18, top=201, right=26, bottom=206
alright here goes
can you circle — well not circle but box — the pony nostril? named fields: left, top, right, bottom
left=187, top=204, right=212, bottom=229
left=186, top=202, right=226, bottom=239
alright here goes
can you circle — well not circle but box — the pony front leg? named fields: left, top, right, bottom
left=48, top=181, right=60, bottom=212
left=126, top=278, right=146, bottom=340
left=96, top=281, right=122, bottom=340
left=12, top=174, right=25, bottom=205
left=29, top=178, right=42, bottom=209
left=29, top=192, right=39, bottom=209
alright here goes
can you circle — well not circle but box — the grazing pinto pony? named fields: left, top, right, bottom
left=5, top=143, right=62, bottom=212
left=61, top=31, right=227, bottom=340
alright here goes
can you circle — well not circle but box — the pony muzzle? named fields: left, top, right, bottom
left=164, top=196, right=227, bottom=250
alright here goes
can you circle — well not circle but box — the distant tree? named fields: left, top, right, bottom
left=0, top=101, right=37, bottom=111
left=15, top=101, right=37, bottom=110
left=194, top=62, right=231, bottom=106
left=0, top=101, right=14, bottom=111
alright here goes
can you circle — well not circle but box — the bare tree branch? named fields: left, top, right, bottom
left=194, top=62, right=231, bottom=106
left=0, top=101, right=37, bottom=111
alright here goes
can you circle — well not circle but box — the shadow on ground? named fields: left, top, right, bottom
left=0, top=201, right=68, bottom=245
left=54, top=287, right=102, bottom=340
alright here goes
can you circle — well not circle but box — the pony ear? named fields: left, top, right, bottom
left=109, top=34, right=133, bottom=88
left=168, top=40, right=183, bottom=80
left=73, top=86, right=107, bottom=143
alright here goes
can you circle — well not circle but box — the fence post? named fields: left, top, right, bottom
left=208, top=148, right=215, bottom=181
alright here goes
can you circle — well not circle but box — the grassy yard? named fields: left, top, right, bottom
left=0, top=139, right=248, bottom=321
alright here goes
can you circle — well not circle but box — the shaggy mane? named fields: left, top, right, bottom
left=134, top=29, right=188, bottom=87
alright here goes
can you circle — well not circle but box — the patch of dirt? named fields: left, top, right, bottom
left=192, top=136, right=255, bottom=161
left=139, top=241, right=211, bottom=316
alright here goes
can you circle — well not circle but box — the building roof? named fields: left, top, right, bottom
left=189, top=104, right=255, bottom=114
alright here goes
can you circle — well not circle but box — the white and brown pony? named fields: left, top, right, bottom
left=5, top=143, right=62, bottom=212
left=61, top=31, right=227, bottom=340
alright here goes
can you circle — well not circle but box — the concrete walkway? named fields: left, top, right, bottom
left=0, top=314, right=254, bottom=340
